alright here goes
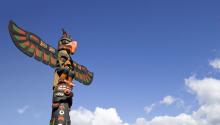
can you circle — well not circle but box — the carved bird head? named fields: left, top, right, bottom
left=58, top=29, right=77, bottom=55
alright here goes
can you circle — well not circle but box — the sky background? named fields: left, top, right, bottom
left=1, top=0, right=220, bottom=125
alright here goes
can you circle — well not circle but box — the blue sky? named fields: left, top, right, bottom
left=1, top=0, right=220, bottom=125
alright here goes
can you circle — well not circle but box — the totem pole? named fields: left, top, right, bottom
left=8, top=21, right=93, bottom=125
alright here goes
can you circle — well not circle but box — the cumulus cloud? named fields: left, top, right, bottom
left=70, top=76, right=220, bottom=125
left=70, top=107, right=196, bottom=125
left=186, top=76, right=220, bottom=125
left=209, top=59, right=220, bottom=70
left=17, top=105, right=29, bottom=114
left=134, top=114, right=196, bottom=125
left=185, top=76, right=220, bottom=105
left=70, top=107, right=129, bottom=125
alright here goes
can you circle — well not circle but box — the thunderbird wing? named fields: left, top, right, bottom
left=8, top=20, right=58, bottom=68
left=72, top=61, right=93, bottom=85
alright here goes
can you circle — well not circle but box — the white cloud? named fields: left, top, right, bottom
left=17, top=105, right=29, bottom=114
left=185, top=76, right=220, bottom=105
left=209, top=59, right=220, bottom=70
left=144, top=95, right=184, bottom=114
left=70, top=107, right=129, bottom=125
left=70, top=107, right=197, bottom=125
left=160, top=96, right=176, bottom=105
left=134, top=114, right=196, bottom=125
left=144, top=104, right=156, bottom=114
left=186, top=76, right=220, bottom=125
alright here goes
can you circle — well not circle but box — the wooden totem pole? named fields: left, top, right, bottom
left=8, top=21, right=93, bottom=125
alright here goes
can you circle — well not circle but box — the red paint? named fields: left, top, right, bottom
left=18, top=29, right=26, bottom=35
left=31, top=35, right=39, bottom=43
left=58, top=116, right=64, bottom=121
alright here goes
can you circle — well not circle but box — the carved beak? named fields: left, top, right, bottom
left=66, top=40, right=77, bottom=54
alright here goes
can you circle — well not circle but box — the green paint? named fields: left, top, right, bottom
left=39, top=50, right=43, bottom=59
left=19, top=42, right=26, bottom=49
left=46, top=54, right=50, bottom=62
left=12, top=25, right=19, bottom=33
left=14, top=35, right=20, bottom=41
left=27, top=47, right=34, bottom=54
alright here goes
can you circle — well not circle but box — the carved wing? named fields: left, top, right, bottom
left=72, top=61, right=93, bottom=85
left=8, top=20, right=58, bottom=68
